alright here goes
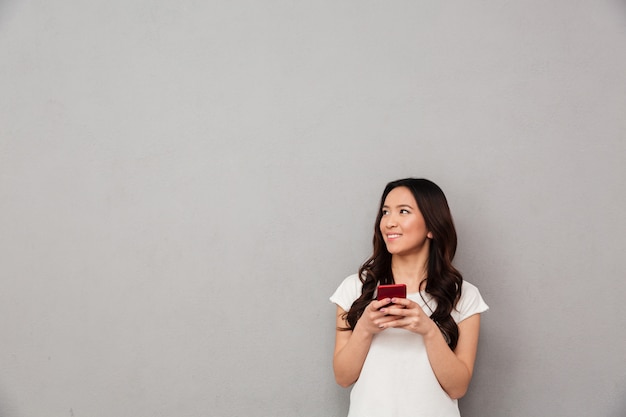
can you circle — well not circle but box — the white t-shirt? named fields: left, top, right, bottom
left=330, top=274, right=489, bottom=417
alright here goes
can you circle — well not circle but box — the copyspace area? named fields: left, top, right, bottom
left=1, top=1, right=625, bottom=416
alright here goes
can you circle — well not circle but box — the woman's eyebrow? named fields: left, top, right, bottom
left=382, top=204, right=414, bottom=209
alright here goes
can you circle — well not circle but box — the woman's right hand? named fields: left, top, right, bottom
left=355, top=298, right=403, bottom=335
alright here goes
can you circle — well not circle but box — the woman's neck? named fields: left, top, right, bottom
left=391, top=253, right=428, bottom=293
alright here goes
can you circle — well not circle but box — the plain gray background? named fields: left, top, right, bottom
left=1, top=1, right=625, bottom=416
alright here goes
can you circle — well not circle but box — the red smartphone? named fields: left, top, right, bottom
left=377, top=284, right=406, bottom=301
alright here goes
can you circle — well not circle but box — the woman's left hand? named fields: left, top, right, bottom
left=379, top=298, right=438, bottom=336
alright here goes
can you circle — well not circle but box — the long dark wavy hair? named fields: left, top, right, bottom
left=343, top=178, right=463, bottom=350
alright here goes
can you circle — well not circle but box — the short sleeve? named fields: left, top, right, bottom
left=329, top=274, right=363, bottom=312
left=452, top=281, right=489, bottom=323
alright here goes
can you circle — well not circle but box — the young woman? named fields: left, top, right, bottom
left=330, top=178, right=488, bottom=417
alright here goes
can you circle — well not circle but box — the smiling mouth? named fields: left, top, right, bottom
left=387, top=234, right=401, bottom=239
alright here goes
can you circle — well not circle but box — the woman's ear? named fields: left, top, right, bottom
left=427, top=232, right=433, bottom=239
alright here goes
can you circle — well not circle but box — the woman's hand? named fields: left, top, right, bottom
left=378, top=297, right=438, bottom=336
left=356, top=298, right=404, bottom=335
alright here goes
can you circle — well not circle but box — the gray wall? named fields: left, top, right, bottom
left=1, top=1, right=625, bottom=416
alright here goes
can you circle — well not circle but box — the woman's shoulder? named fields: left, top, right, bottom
left=454, top=280, right=489, bottom=322
left=329, top=273, right=363, bottom=311
left=461, top=280, right=482, bottom=295
left=335, top=273, right=364, bottom=295
left=341, top=273, right=363, bottom=286
left=459, top=280, right=487, bottom=303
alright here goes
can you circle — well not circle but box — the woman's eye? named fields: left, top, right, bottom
left=400, top=209, right=410, bottom=214
left=382, top=210, right=389, bottom=215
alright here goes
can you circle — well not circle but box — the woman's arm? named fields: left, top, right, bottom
left=332, top=300, right=399, bottom=387
left=421, top=314, right=481, bottom=399
left=381, top=299, right=482, bottom=399
left=332, top=306, right=372, bottom=387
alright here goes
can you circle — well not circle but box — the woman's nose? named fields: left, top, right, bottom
left=384, top=215, right=397, bottom=228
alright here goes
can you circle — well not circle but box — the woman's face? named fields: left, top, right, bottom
left=379, top=186, right=432, bottom=256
